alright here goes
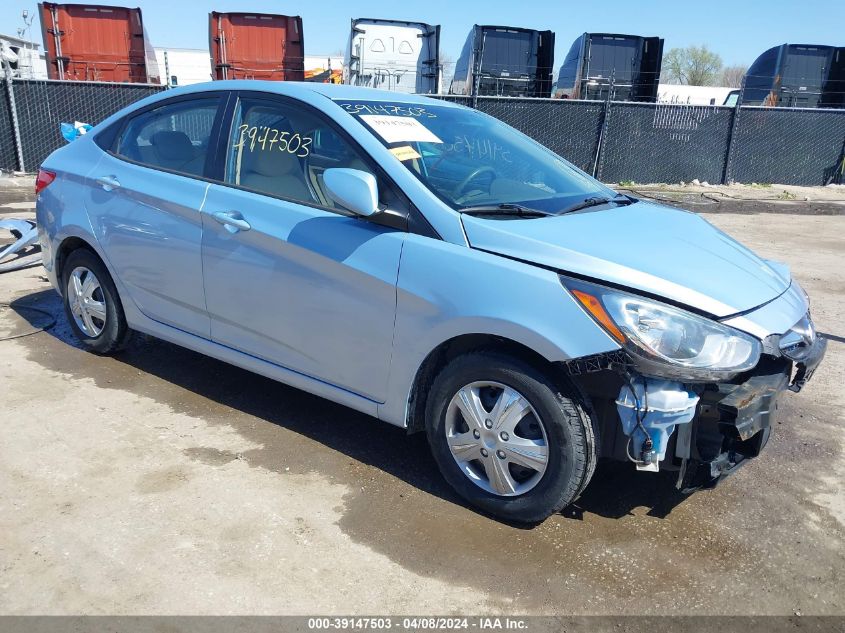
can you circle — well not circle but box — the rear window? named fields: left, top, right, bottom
left=115, top=98, right=220, bottom=177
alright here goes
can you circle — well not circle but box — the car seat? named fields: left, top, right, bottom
left=149, top=131, right=204, bottom=175
left=240, top=146, right=314, bottom=201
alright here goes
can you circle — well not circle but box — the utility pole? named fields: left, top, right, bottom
left=19, top=9, right=36, bottom=79
left=2, top=57, right=26, bottom=172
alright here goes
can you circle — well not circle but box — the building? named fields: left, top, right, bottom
left=657, top=84, right=734, bottom=106
left=0, top=32, right=48, bottom=79
left=152, top=49, right=344, bottom=87
left=154, top=47, right=212, bottom=87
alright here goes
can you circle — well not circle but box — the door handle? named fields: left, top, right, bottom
left=95, top=175, right=120, bottom=191
left=211, top=210, right=251, bottom=233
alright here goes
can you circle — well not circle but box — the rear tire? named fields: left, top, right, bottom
left=62, top=249, right=130, bottom=354
left=425, top=351, right=595, bottom=523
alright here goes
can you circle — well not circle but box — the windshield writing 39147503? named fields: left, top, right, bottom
left=337, top=102, right=437, bottom=118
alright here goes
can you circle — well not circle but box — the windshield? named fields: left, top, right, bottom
left=334, top=100, right=613, bottom=213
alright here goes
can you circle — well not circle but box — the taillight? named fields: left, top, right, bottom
left=35, top=169, right=56, bottom=195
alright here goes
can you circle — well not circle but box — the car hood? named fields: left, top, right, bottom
left=461, top=201, right=790, bottom=317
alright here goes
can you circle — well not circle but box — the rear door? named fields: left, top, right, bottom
left=199, top=93, right=407, bottom=402
left=86, top=93, right=226, bottom=337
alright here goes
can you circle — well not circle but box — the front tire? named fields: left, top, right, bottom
left=62, top=249, right=130, bottom=354
left=425, top=351, right=595, bottom=523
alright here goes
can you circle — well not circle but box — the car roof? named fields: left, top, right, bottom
left=157, top=80, right=462, bottom=108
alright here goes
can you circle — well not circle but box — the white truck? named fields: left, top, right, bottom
left=343, top=18, right=440, bottom=94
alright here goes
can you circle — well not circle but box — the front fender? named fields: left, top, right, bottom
left=378, top=234, right=620, bottom=427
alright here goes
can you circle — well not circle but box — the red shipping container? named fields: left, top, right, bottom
left=39, top=2, right=160, bottom=83
left=209, top=12, right=305, bottom=81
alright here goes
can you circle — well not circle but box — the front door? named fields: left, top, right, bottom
left=200, top=94, right=406, bottom=402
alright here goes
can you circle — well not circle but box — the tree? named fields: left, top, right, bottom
left=662, top=45, right=724, bottom=86
left=720, top=65, right=748, bottom=88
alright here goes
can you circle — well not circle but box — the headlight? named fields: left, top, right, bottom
left=562, top=277, right=761, bottom=381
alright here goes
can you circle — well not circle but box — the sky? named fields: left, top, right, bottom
left=2, top=0, right=842, bottom=70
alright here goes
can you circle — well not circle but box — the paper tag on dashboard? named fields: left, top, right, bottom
left=389, top=145, right=422, bottom=161
left=360, top=115, right=442, bottom=144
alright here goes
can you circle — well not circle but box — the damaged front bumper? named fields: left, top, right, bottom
left=676, top=330, right=826, bottom=491
left=568, top=323, right=828, bottom=492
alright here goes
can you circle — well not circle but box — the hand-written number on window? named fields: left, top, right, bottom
left=446, top=135, right=512, bottom=164
left=234, top=124, right=313, bottom=158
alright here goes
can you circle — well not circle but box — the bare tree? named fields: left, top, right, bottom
left=662, top=45, right=724, bottom=86
left=720, top=65, right=747, bottom=88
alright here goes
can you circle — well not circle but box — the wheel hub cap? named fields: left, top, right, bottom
left=67, top=266, right=106, bottom=337
left=445, top=381, right=549, bottom=497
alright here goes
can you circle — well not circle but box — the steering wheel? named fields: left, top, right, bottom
left=451, top=166, right=496, bottom=202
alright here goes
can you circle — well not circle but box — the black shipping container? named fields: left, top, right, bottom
left=743, top=44, right=845, bottom=108
left=449, top=25, right=555, bottom=98
left=555, top=33, right=663, bottom=102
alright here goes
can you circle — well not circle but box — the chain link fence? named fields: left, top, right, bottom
left=1, top=79, right=844, bottom=187
left=436, top=95, right=844, bottom=186
left=0, top=83, right=18, bottom=173
left=597, top=102, right=734, bottom=184
left=2, top=78, right=165, bottom=172
left=469, top=97, right=605, bottom=173
left=726, top=107, right=845, bottom=186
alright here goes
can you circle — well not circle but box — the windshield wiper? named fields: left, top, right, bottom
left=458, top=203, right=552, bottom=218
left=558, top=193, right=636, bottom=215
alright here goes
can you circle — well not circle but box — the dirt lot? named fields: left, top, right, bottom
left=1, top=184, right=843, bottom=616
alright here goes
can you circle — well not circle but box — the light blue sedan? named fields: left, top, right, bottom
left=35, top=81, right=826, bottom=522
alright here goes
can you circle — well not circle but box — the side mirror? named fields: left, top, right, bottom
left=323, top=168, right=379, bottom=217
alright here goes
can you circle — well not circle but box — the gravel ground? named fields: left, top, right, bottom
left=0, top=187, right=843, bottom=616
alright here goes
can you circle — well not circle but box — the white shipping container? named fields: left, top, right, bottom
left=344, top=18, right=440, bottom=94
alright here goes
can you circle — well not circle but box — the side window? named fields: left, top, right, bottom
left=116, top=98, right=219, bottom=177
left=225, top=97, right=377, bottom=211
